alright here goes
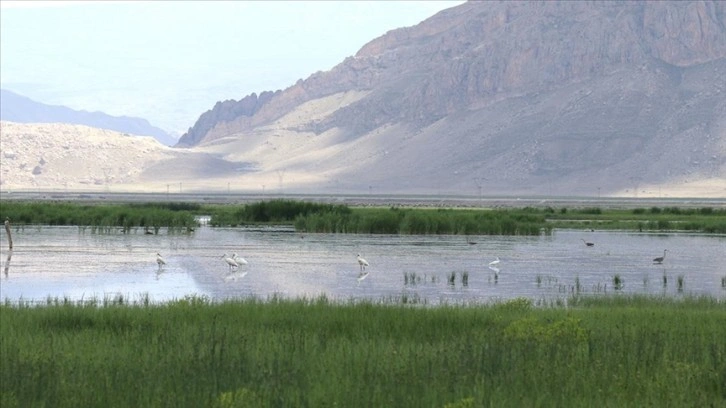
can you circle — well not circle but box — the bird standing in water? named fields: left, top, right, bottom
left=653, top=249, right=668, bottom=264
left=232, top=253, right=248, bottom=266
left=356, top=254, right=370, bottom=283
left=156, top=253, right=166, bottom=269
left=222, top=253, right=239, bottom=271
left=357, top=254, right=369, bottom=272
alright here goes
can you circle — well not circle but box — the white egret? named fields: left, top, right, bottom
left=653, top=249, right=668, bottom=264
left=581, top=239, right=594, bottom=247
left=232, top=253, right=248, bottom=266
left=489, top=257, right=500, bottom=266
left=156, top=253, right=166, bottom=269
left=222, top=253, right=239, bottom=271
left=357, top=254, right=369, bottom=272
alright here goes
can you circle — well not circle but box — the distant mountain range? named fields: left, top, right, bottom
left=175, top=0, right=726, bottom=197
left=2, top=1, right=725, bottom=197
left=0, top=89, right=175, bottom=146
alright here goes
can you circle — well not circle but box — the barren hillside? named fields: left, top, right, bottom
left=172, top=1, right=726, bottom=197
left=2, top=1, right=725, bottom=198
left=0, top=122, right=181, bottom=192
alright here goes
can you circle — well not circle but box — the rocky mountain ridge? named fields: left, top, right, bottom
left=186, top=1, right=726, bottom=140
left=2, top=1, right=724, bottom=198
left=172, top=0, right=725, bottom=197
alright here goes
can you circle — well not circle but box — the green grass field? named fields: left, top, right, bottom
left=1, top=295, right=724, bottom=407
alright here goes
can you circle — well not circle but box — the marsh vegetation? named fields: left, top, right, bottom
left=0, top=202, right=198, bottom=233
left=1, top=295, right=724, bottom=407
left=1, top=200, right=724, bottom=406
left=2, top=200, right=723, bottom=234
left=544, top=206, right=726, bottom=233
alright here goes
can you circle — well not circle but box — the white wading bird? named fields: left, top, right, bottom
left=356, top=254, right=370, bottom=283
left=156, top=253, right=166, bottom=269
left=222, top=253, right=239, bottom=271
left=232, top=253, right=248, bottom=266
left=357, top=254, right=369, bottom=272
left=489, top=257, right=500, bottom=266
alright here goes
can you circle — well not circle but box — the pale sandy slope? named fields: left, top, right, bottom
left=0, top=120, right=313, bottom=194
left=1, top=119, right=724, bottom=198
left=0, top=121, right=178, bottom=192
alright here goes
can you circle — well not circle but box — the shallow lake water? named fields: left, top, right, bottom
left=1, top=225, right=725, bottom=305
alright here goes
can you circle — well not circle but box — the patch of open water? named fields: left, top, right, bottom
left=1, top=226, right=724, bottom=305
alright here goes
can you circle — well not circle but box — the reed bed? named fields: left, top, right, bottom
left=294, top=207, right=551, bottom=235
left=208, top=200, right=350, bottom=227
left=0, top=201, right=198, bottom=233
left=1, top=295, right=724, bottom=407
left=207, top=200, right=551, bottom=235
left=211, top=201, right=725, bottom=234
left=2, top=200, right=723, bottom=234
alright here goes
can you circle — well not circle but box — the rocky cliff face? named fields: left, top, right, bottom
left=176, top=90, right=280, bottom=147
left=174, top=1, right=725, bottom=196
left=183, top=1, right=725, bottom=143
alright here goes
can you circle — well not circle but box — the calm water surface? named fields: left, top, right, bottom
left=1, top=225, right=724, bottom=305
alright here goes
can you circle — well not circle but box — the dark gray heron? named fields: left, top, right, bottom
left=653, top=249, right=668, bottom=264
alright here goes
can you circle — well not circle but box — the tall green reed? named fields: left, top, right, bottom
left=2, top=295, right=723, bottom=407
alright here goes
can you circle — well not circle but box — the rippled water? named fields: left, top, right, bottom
left=1, top=225, right=725, bottom=305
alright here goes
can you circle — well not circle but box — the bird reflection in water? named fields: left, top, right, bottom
left=357, top=254, right=370, bottom=284
left=357, top=271, right=370, bottom=284
left=489, top=266, right=500, bottom=283
left=224, top=270, right=248, bottom=282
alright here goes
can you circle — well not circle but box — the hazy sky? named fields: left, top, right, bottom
left=0, top=1, right=465, bottom=135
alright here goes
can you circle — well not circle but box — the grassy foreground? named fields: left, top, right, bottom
left=1, top=296, right=724, bottom=407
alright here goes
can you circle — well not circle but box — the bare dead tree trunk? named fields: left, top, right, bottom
left=4, top=218, right=12, bottom=251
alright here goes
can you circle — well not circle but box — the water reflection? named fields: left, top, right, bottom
left=488, top=266, right=500, bottom=283
left=223, top=270, right=248, bottom=282
left=3, top=250, right=11, bottom=277
left=0, top=226, right=724, bottom=304
left=356, top=271, right=370, bottom=284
